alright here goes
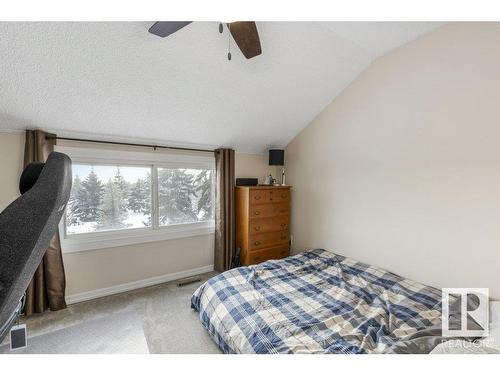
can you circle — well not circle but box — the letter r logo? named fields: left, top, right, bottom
left=442, top=288, right=489, bottom=338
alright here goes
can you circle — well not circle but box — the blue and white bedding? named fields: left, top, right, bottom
left=191, top=249, right=442, bottom=354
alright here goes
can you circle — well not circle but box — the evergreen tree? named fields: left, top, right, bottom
left=193, top=170, right=214, bottom=220
left=158, top=168, right=197, bottom=225
left=113, top=167, right=130, bottom=206
left=99, top=175, right=129, bottom=229
left=67, top=174, right=82, bottom=225
left=128, top=178, right=149, bottom=213
left=72, top=168, right=104, bottom=222
left=140, top=172, right=152, bottom=226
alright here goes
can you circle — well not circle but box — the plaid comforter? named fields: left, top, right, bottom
left=191, top=249, right=442, bottom=354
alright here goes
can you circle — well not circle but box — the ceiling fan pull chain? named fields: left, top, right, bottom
left=227, top=23, right=232, bottom=61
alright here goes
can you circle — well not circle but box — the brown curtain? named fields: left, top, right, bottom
left=23, top=130, right=67, bottom=315
left=214, top=148, right=235, bottom=272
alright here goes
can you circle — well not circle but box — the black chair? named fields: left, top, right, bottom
left=0, top=152, right=72, bottom=342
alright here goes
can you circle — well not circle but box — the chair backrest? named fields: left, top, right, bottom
left=0, top=152, right=72, bottom=341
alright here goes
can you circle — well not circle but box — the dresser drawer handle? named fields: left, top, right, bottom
left=281, top=193, right=287, bottom=198
left=254, top=241, right=261, bottom=246
left=280, top=223, right=286, bottom=227
left=254, top=211, right=260, bottom=215
left=254, top=226, right=261, bottom=231
left=254, top=195, right=261, bottom=200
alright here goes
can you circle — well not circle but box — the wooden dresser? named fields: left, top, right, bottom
left=235, top=186, right=291, bottom=265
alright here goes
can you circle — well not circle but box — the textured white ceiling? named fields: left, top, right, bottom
left=0, top=22, right=443, bottom=153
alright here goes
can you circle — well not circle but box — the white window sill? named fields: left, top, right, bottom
left=61, top=222, right=215, bottom=254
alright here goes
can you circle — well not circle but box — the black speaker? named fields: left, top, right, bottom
left=236, top=178, right=258, bottom=186
left=269, top=149, right=284, bottom=166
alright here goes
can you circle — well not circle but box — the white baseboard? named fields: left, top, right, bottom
left=66, top=264, right=214, bottom=305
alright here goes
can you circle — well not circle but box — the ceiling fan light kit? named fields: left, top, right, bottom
left=149, top=21, right=262, bottom=61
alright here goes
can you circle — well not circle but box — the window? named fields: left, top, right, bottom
left=157, top=168, right=214, bottom=226
left=57, top=146, right=215, bottom=253
left=67, top=165, right=152, bottom=234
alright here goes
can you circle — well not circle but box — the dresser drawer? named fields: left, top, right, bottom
left=249, top=189, right=270, bottom=204
left=249, top=216, right=289, bottom=234
left=249, top=189, right=291, bottom=205
left=249, top=203, right=289, bottom=218
left=249, top=231, right=288, bottom=250
left=269, top=189, right=290, bottom=203
left=247, top=245, right=290, bottom=265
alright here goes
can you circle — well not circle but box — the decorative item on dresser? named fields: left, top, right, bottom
left=235, top=186, right=291, bottom=265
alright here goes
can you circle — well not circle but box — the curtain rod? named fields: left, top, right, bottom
left=45, top=135, right=215, bottom=153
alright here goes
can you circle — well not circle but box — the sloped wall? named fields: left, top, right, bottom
left=286, top=23, right=500, bottom=298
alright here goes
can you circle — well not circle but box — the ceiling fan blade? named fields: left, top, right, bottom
left=148, top=21, right=192, bottom=38
left=228, top=22, right=262, bottom=59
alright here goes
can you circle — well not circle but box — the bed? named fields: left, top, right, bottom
left=191, top=249, right=444, bottom=354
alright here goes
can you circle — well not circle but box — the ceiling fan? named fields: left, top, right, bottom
left=148, top=21, right=262, bottom=60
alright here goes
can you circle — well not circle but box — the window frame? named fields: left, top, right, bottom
left=56, top=145, right=216, bottom=253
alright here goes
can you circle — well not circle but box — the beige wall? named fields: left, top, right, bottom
left=286, top=23, right=500, bottom=299
left=63, top=234, right=214, bottom=296
left=235, top=153, right=277, bottom=184
left=0, top=132, right=271, bottom=298
left=0, top=132, right=24, bottom=211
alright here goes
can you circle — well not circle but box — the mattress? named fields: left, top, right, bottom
left=191, top=249, right=442, bottom=353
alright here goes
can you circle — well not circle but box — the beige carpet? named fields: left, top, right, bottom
left=0, top=310, right=149, bottom=354
left=0, top=272, right=220, bottom=354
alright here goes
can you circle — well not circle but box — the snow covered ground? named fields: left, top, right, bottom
left=66, top=211, right=150, bottom=235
